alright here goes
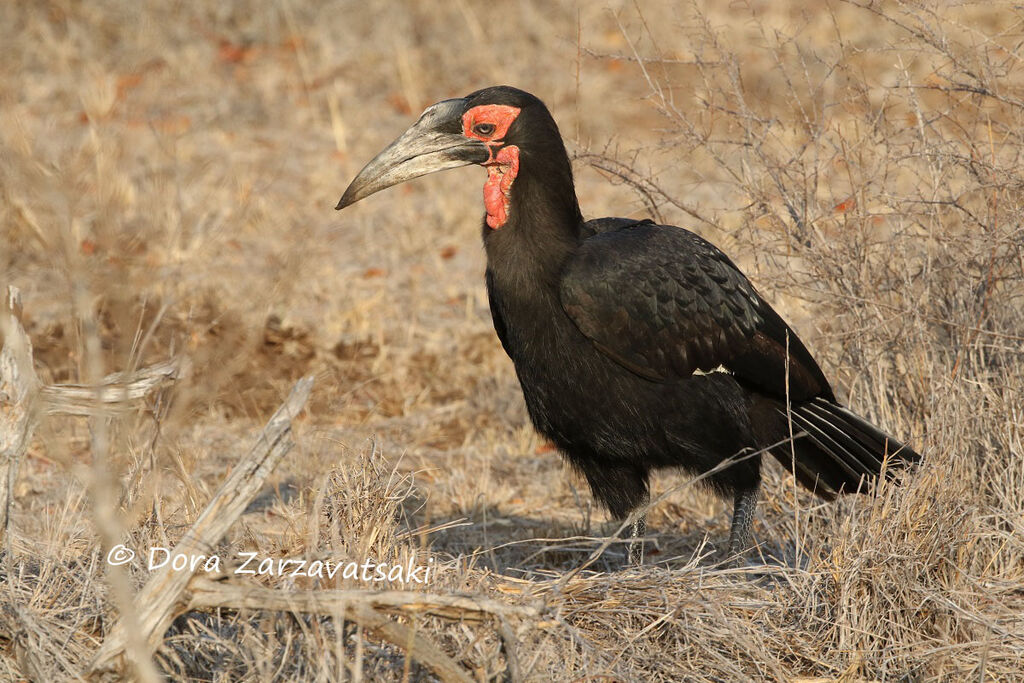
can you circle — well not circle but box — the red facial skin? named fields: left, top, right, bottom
left=462, top=104, right=522, bottom=229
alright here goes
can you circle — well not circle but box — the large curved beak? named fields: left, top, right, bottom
left=336, top=98, right=488, bottom=210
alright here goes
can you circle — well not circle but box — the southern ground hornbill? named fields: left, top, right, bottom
left=337, top=86, right=919, bottom=563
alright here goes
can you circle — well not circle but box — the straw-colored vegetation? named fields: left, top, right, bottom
left=2, top=0, right=1022, bottom=680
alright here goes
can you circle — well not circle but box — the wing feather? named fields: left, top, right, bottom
left=559, top=222, right=834, bottom=401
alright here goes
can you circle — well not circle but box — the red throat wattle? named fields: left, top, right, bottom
left=462, top=104, right=522, bottom=229
left=483, top=145, right=519, bottom=229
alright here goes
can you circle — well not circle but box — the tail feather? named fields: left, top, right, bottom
left=772, top=398, right=919, bottom=498
left=812, top=398, right=918, bottom=462
left=801, top=402, right=885, bottom=473
left=787, top=411, right=867, bottom=481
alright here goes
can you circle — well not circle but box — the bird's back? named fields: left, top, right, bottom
left=580, top=216, right=654, bottom=237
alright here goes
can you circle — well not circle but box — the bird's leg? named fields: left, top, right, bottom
left=626, top=491, right=649, bottom=566
left=727, top=486, right=759, bottom=562
left=628, top=513, right=647, bottom=565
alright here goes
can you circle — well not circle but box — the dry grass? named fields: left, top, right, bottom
left=2, top=0, right=1023, bottom=680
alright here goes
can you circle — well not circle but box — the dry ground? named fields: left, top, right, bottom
left=2, top=0, right=1023, bottom=680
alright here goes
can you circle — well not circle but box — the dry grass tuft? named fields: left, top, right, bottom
left=2, top=0, right=1023, bottom=680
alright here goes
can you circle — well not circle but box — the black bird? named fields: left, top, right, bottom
left=337, top=86, right=919, bottom=563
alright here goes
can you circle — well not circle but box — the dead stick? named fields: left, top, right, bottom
left=86, top=375, right=314, bottom=676
left=187, top=575, right=542, bottom=621
left=186, top=577, right=477, bottom=683
left=1, top=286, right=183, bottom=545
left=352, top=603, right=472, bottom=683
left=39, top=359, right=184, bottom=417
left=0, top=286, right=42, bottom=545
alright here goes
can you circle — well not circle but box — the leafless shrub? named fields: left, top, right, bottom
left=576, top=1, right=1024, bottom=678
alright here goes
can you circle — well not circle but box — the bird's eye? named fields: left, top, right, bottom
left=473, top=122, right=497, bottom=137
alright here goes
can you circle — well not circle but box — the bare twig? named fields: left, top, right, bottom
left=574, top=152, right=718, bottom=229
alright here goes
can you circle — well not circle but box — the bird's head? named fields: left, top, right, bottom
left=337, top=86, right=560, bottom=230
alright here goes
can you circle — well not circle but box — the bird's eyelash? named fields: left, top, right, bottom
left=473, top=122, right=496, bottom=136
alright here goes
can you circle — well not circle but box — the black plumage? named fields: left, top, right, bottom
left=337, top=86, right=919, bottom=562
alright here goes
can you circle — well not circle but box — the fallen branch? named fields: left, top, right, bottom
left=187, top=577, right=481, bottom=683
left=87, top=375, right=314, bottom=676
left=186, top=575, right=543, bottom=622
left=4, top=296, right=483, bottom=681
left=87, top=374, right=476, bottom=682
left=39, top=359, right=184, bottom=417
left=348, top=601, right=473, bottom=683
left=0, top=286, right=183, bottom=545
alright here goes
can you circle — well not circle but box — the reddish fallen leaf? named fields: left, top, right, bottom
left=116, top=73, right=143, bottom=101
left=440, top=245, right=458, bottom=260
left=388, top=92, right=412, bottom=115
left=362, top=267, right=386, bottom=278
left=80, top=239, right=97, bottom=255
left=218, top=40, right=256, bottom=64
left=833, top=197, right=856, bottom=213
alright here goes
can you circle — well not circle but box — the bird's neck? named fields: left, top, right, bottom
left=482, top=145, right=583, bottom=296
